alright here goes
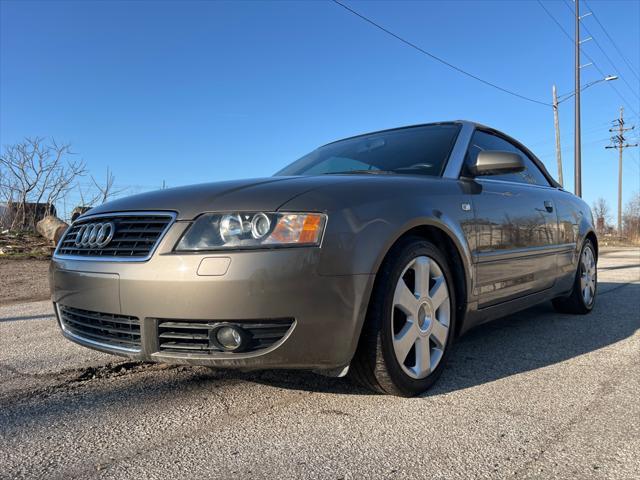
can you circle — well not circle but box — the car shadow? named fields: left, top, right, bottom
left=427, top=281, right=639, bottom=396
left=0, top=282, right=637, bottom=435
left=243, top=281, right=640, bottom=395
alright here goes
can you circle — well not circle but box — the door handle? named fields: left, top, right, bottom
left=544, top=201, right=554, bottom=213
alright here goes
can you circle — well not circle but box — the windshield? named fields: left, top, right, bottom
left=275, top=124, right=461, bottom=177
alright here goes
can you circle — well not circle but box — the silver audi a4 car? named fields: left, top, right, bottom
left=50, top=121, right=598, bottom=396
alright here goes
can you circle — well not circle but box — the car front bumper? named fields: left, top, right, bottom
left=50, top=226, right=374, bottom=371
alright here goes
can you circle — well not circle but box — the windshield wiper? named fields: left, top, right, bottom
left=323, top=169, right=394, bottom=175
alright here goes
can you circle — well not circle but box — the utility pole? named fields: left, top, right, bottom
left=552, top=85, right=563, bottom=187
left=574, top=0, right=582, bottom=197
left=551, top=75, right=617, bottom=189
left=606, top=107, right=637, bottom=236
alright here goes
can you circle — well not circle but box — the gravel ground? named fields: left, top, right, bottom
left=0, top=259, right=51, bottom=305
left=0, top=248, right=638, bottom=479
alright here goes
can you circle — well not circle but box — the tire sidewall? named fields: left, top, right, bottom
left=377, top=238, right=457, bottom=394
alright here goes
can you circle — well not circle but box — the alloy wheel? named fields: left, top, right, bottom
left=391, top=255, right=451, bottom=379
left=580, top=246, right=597, bottom=306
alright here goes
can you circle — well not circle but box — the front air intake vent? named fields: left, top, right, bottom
left=58, top=305, right=141, bottom=351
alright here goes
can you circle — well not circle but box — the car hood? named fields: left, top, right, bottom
left=83, top=176, right=362, bottom=220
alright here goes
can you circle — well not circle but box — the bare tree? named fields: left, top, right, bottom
left=72, top=167, right=127, bottom=221
left=78, top=167, right=126, bottom=207
left=622, top=192, right=640, bottom=243
left=0, top=137, right=86, bottom=230
left=592, top=197, right=611, bottom=234
left=90, top=167, right=126, bottom=204
left=0, top=168, right=17, bottom=203
left=0, top=169, right=18, bottom=228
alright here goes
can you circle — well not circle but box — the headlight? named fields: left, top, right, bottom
left=175, top=212, right=327, bottom=251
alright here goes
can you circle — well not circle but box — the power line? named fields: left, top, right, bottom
left=538, top=0, right=638, bottom=115
left=537, top=135, right=612, bottom=158
left=537, top=0, right=639, bottom=118
left=599, top=77, right=639, bottom=118
left=560, top=0, right=639, bottom=115
left=561, top=0, right=639, bottom=102
left=537, top=0, right=573, bottom=42
left=528, top=122, right=618, bottom=148
left=330, top=0, right=551, bottom=107
left=583, top=0, right=640, bottom=82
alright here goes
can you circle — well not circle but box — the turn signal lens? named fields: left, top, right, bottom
left=265, top=213, right=325, bottom=245
left=300, top=214, right=323, bottom=243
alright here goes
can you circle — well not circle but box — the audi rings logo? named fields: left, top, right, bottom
left=74, top=222, right=116, bottom=248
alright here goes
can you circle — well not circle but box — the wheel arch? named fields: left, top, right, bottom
left=365, top=222, right=471, bottom=339
left=585, top=230, right=598, bottom=259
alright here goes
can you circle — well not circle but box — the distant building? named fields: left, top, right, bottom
left=0, top=202, right=57, bottom=230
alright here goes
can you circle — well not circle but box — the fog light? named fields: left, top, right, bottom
left=215, top=325, right=244, bottom=351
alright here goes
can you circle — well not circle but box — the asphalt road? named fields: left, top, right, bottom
left=1, top=248, right=639, bottom=480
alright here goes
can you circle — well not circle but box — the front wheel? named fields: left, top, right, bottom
left=552, top=239, right=597, bottom=314
left=349, top=237, right=456, bottom=396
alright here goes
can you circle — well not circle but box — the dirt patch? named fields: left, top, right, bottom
left=0, top=360, right=180, bottom=404
left=0, top=259, right=51, bottom=305
left=0, top=231, right=54, bottom=259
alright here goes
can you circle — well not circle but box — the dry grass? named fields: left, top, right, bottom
left=0, top=231, right=53, bottom=260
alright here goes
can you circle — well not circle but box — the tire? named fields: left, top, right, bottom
left=552, top=239, right=597, bottom=314
left=350, top=237, right=457, bottom=396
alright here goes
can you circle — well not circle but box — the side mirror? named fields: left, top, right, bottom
left=468, top=151, right=525, bottom=177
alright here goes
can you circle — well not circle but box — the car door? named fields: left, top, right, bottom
left=464, top=129, right=559, bottom=307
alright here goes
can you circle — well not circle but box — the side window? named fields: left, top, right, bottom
left=465, top=131, right=550, bottom=186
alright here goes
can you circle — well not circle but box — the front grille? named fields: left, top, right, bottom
left=58, top=305, right=141, bottom=350
left=157, top=319, right=295, bottom=354
left=56, top=213, right=174, bottom=259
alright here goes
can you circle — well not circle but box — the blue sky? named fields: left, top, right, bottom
left=1, top=0, right=639, bottom=219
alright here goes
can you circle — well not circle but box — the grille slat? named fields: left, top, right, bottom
left=56, top=213, right=173, bottom=259
left=65, top=328, right=140, bottom=347
left=59, top=306, right=141, bottom=350
left=62, top=309, right=139, bottom=327
left=114, top=230, right=164, bottom=235
left=110, top=236, right=157, bottom=242
left=63, top=316, right=141, bottom=337
left=117, top=219, right=169, bottom=226
left=157, top=319, right=294, bottom=354
left=118, top=235, right=160, bottom=240
left=158, top=331, right=210, bottom=340
left=157, top=321, right=215, bottom=330
left=159, top=342, right=210, bottom=351
left=251, top=332, right=287, bottom=340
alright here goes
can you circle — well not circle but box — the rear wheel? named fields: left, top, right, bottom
left=350, top=237, right=456, bottom=396
left=552, top=239, right=597, bottom=314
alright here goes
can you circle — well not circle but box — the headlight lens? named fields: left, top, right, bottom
left=175, top=212, right=327, bottom=251
left=250, top=212, right=271, bottom=239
